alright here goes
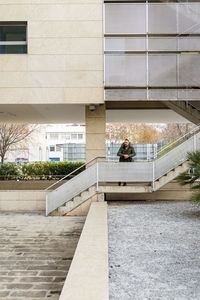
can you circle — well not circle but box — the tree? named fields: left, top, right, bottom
left=177, top=151, right=200, bottom=205
left=162, top=123, right=195, bottom=142
left=0, top=124, right=37, bottom=164
left=106, top=123, right=164, bottom=144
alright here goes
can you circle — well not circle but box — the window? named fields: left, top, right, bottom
left=78, top=134, right=83, bottom=140
left=49, top=133, right=59, bottom=140
left=71, top=134, right=78, bottom=140
left=0, top=22, right=27, bottom=54
left=61, top=133, right=70, bottom=140
left=56, top=145, right=62, bottom=152
left=50, top=146, right=55, bottom=152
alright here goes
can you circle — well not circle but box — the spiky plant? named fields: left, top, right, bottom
left=177, top=151, right=200, bottom=204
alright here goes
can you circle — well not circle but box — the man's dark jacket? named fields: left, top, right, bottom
left=117, top=143, right=136, bottom=162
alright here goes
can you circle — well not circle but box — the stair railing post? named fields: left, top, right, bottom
left=194, top=134, right=197, bottom=152
left=96, top=162, right=99, bottom=192
left=152, top=160, right=155, bottom=191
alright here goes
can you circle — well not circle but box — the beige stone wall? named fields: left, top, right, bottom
left=0, top=190, right=46, bottom=211
left=0, top=0, right=104, bottom=104
left=85, top=104, right=106, bottom=162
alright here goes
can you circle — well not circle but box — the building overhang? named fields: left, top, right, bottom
left=0, top=103, right=189, bottom=124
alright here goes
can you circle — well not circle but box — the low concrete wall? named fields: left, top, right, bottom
left=0, top=180, right=67, bottom=190
left=59, top=202, right=109, bottom=300
left=0, top=190, right=46, bottom=211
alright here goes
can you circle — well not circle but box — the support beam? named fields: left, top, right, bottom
left=85, top=105, right=106, bottom=162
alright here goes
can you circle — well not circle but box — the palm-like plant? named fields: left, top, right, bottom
left=177, top=151, right=200, bottom=204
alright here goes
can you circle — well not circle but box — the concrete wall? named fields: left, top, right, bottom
left=0, top=190, right=46, bottom=211
left=0, top=0, right=103, bottom=105
left=0, top=180, right=67, bottom=190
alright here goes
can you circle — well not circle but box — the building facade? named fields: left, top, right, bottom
left=0, top=0, right=199, bottom=162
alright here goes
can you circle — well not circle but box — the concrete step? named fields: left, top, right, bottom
left=154, top=161, right=188, bottom=191
left=58, top=187, right=97, bottom=215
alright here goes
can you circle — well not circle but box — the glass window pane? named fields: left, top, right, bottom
left=0, top=45, right=27, bottom=54
left=50, top=146, right=55, bottom=152
left=0, top=25, right=26, bottom=41
left=50, top=133, right=58, bottom=140
left=71, top=134, right=77, bottom=140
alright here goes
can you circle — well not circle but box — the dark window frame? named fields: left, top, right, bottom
left=0, top=21, right=27, bottom=54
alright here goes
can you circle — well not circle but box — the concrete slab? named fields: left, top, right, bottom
left=0, top=211, right=85, bottom=299
left=59, top=202, right=109, bottom=300
left=108, top=201, right=200, bottom=300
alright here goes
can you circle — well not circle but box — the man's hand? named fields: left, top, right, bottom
left=124, top=155, right=129, bottom=159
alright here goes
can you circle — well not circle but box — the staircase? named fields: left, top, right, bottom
left=46, top=127, right=200, bottom=216
left=164, top=101, right=200, bottom=124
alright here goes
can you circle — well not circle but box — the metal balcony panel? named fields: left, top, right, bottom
left=105, top=89, right=147, bottom=100
left=105, top=37, right=146, bottom=51
left=178, top=89, right=200, bottom=100
left=178, top=3, right=200, bottom=34
left=148, top=54, right=177, bottom=86
left=148, top=89, right=178, bottom=100
left=105, top=3, right=146, bottom=34
left=98, top=162, right=153, bottom=182
left=148, top=3, right=178, bottom=34
left=178, top=54, right=200, bottom=86
left=105, top=54, right=147, bottom=86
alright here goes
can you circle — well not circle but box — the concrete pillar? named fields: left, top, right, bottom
left=85, top=104, right=106, bottom=162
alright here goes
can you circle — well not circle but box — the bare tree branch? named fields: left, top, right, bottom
left=0, top=124, right=38, bottom=164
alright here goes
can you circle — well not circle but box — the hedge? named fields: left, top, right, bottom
left=0, top=163, right=20, bottom=180
left=0, top=161, right=85, bottom=180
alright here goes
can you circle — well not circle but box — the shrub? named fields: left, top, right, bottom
left=177, top=151, right=200, bottom=205
left=0, top=163, right=20, bottom=180
left=21, top=161, right=85, bottom=180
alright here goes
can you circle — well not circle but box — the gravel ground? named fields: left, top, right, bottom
left=108, top=201, right=200, bottom=300
left=0, top=212, right=85, bottom=299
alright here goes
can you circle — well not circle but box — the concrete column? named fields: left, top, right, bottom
left=85, top=104, right=106, bottom=162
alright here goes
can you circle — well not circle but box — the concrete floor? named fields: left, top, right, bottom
left=0, top=212, right=85, bottom=299
left=108, top=201, right=200, bottom=300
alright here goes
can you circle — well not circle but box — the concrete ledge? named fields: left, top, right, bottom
left=99, top=185, right=152, bottom=193
left=0, top=190, right=46, bottom=211
left=59, top=202, right=109, bottom=300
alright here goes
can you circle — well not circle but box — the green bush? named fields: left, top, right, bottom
left=177, top=151, right=200, bottom=205
left=21, top=161, right=85, bottom=180
left=0, top=163, right=20, bottom=180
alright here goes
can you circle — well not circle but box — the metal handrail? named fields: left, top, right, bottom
left=45, top=156, right=106, bottom=191
left=154, top=123, right=200, bottom=158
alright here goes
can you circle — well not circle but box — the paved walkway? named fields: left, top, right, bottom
left=108, top=201, right=200, bottom=300
left=0, top=212, right=85, bottom=299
